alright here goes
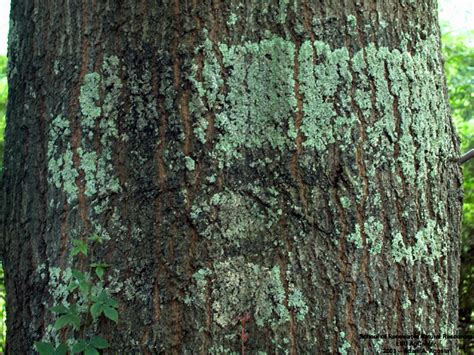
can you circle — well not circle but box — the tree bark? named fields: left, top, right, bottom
left=1, top=0, right=463, bottom=353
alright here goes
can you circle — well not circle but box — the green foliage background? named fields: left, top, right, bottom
left=442, top=27, right=474, bottom=352
left=0, top=54, right=6, bottom=351
left=0, top=28, right=471, bottom=352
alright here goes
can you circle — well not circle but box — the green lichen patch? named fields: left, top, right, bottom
left=189, top=34, right=299, bottom=165
left=277, top=0, right=290, bottom=24
left=47, top=115, right=79, bottom=202
left=190, top=187, right=282, bottom=258
left=391, top=219, right=448, bottom=265
left=184, top=259, right=292, bottom=349
left=287, top=286, right=308, bottom=321
left=184, top=156, right=196, bottom=171
left=77, top=58, right=122, bottom=198
left=226, top=13, right=238, bottom=27
left=189, top=31, right=224, bottom=145
left=47, top=56, right=124, bottom=202
left=364, top=216, right=384, bottom=254
left=348, top=216, right=448, bottom=265
left=79, top=72, right=102, bottom=134
left=347, top=224, right=362, bottom=249
left=190, top=34, right=452, bottom=174
left=208, top=257, right=290, bottom=328
left=212, top=37, right=297, bottom=164
left=298, top=41, right=356, bottom=152
left=338, top=331, right=351, bottom=355
left=42, top=267, right=77, bottom=343
left=347, top=217, right=383, bottom=254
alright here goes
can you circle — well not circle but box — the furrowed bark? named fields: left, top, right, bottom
left=1, top=0, right=462, bottom=353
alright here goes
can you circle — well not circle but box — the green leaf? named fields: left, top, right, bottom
left=53, top=313, right=82, bottom=331
left=98, top=290, right=109, bottom=302
left=50, top=305, right=68, bottom=314
left=79, top=280, right=91, bottom=294
left=90, top=336, right=109, bottom=349
left=54, top=343, right=68, bottom=355
left=69, top=303, right=79, bottom=314
left=84, top=346, right=100, bottom=355
left=71, top=339, right=87, bottom=353
left=71, top=269, right=86, bottom=281
left=71, top=239, right=88, bottom=256
left=71, top=247, right=82, bottom=257
left=95, top=267, right=104, bottom=280
left=103, top=305, right=119, bottom=323
left=107, top=297, right=119, bottom=308
left=69, top=313, right=82, bottom=330
left=54, top=315, right=71, bottom=330
left=88, top=234, right=104, bottom=244
left=90, top=303, right=104, bottom=319
left=66, top=283, right=79, bottom=292
left=35, top=342, right=55, bottom=355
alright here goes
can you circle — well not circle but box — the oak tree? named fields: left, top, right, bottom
left=1, top=0, right=463, bottom=353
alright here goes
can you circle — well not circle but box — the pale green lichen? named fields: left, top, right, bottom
left=101, top=56, right=122, bottom=138
left=391, top=219, right=448, bottom=265
left=347, top=216, right=384, bottom=254
left=372, top=338, right=384, bottom=353
left=47, top=115, right=78, bottom=202
left=190, top=30, right=224, bottom=145
left=364, top=217, right=384, bottom=254
left=402, top=298, right=411, bottom=310
left=288, top=287, right=308, bottom=321
left=42, top=267, right=75, bottom=343
left=79, top=72, right=102, bottom=134
left=201, top=33, right=224, bottom=107
left=60, top=147, right=79, bottom=200
left=298, top=41, right=356, bottom=152
left=362, top=45, right=398, bottom=179
left=184, top=156, right=196, bottom=171
left=339, top=196, right=351, bottom=209
left=277, top=0, right=290, bottom=23
left=182, top=35, right=457, bottom=346
left=185, top=260, right=291, bottom=335
left=209, top=258, right=290, bottom=328
left=348, top=216, right=448, bottom=264
left=211, top=37, right=296, bottom=164
left=347, top=224, right=362, bottom=249
left=48, top=266, right=73, bottom=305
left=338, top=331, right=351, bottom=355
left=78, top=149, right=98, bottom=197
left=391, top=232, right=407, bottom=263
left=208, top=346, right=235, bottom=354
left=191, top=34, right=451, bottom=173
left=347, top=14, right=357, bottom=28
left=297, top=41, right=334, bottom=152
left=77, top=57, right=122, bottom=198
left=206, top=174, right=217, bottom=184
left=352, top=50, right=372, bottom=120
left=190, top=188, right=282, bottom=256
left=186, top=268, right=211, bottom=305
left=49, top=72, right=109, bottom=200
left=227, top=13, right=238, bottom=26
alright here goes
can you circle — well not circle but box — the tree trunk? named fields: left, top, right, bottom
left=1, top=0, right=463, bottom=353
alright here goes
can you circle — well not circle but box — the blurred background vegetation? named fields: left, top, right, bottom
left=442, top=27, right=474, bottom=353
left=0, top=54, right=7, bottom=351
left=0, top=10, right=471, bottom=355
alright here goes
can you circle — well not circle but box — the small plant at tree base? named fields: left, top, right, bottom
left=34, top=234, right=118, bottom=355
